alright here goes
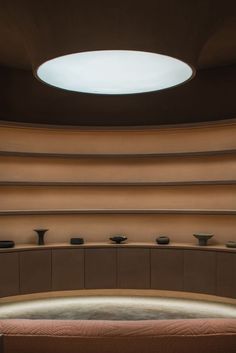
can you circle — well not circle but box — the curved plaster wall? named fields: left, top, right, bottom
left=0, top=121, right=236, bottom=245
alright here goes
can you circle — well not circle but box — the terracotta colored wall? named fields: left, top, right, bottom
left=0, top=155, right=236, bottom=182
left=1, top=185, right=236, bottom=210
left=0, top=123, right=236, bottom=153
left=0, top=122, right=235, bottom=245
left=1, top=215, right=236, bottom=244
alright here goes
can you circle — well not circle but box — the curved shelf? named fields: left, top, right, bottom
left=0, top=149, right=236, bottom=159
left=0, top=209, right=235, bottom=216
left=0, top=241, right=235, bottom=253
left=0, top=180, right=236, bottom=186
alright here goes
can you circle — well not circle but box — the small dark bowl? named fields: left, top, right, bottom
left=0, top=240, right=15, bottom=248
left=226, top=241, right=236, bottom=248
left=110, top=236, right=127, bottom=244
left=156, top=236, right=170, bottom=245
left=70, top=238, right=84, bottom=245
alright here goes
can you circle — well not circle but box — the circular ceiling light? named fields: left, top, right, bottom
left=37, top=50, right=194, bottom=95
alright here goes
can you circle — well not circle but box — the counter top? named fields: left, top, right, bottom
left=0, top=241, right=236, bottom=253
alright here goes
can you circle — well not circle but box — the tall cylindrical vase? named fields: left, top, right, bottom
left=34, top=229, right=48, bottom=245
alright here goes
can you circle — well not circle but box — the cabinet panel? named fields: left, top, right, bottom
left=85, top=249, right=116, bottom=289
left=20, top=250, right=51, bottom=294
left=117, top=249, right=150, bottom=289
left=52, top=249, right=84, bottom=291
left=1, top=246, right=235, bottom=298
left=184, top=250, right=216, bottom=295
left=217, top=252, right=236, bottom=298
left=151, top=249, right=184, bottom=291
left=0, top=252, right=19, bottom=297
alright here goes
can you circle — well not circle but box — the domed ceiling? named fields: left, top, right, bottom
left=0, top=0, right=236, bottom=126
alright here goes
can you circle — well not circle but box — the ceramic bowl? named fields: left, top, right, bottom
left=156, top=236, right=170, bottom=245
left=0, top=240, right=15, bottom=248
left=226, top=241, right=236, bottom=248
left=110, top=235, right=127, bottom=244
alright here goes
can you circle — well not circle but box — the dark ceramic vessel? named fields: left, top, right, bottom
left=226, top=241, right=236, bottom=248
left=193, top=233, right=214, bottom=246
left=34, top=229, right=48, bottom=245
left=0, top=240, right=15, bottom=248
left=156, top=236, right=170, bottom=245
left=110, top=235, right=127, bottom=244
left=70, top=238, right=84, bottom=245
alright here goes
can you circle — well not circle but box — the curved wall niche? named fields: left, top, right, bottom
left=0, top=214, right=236, bottom=245
left=0, top=121, right=235, bottom=245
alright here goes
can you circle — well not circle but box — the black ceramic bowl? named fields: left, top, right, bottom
left=110, top=236, right=127, bottom=244
left=226, top=241, right=236, bottom=248
left=70, top=238, right=84, bottom=245
left=0, top=240, right=15, bottom=248
left=156, top=236, right=170, bottom=245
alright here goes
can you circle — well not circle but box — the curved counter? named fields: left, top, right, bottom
left=0, top=243, right=235, bottom=300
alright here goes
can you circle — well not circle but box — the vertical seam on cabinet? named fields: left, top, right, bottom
left=116, top=248, right=119, bottom=288
left=234, top=253, right=236, bottom=298
left=183, top=250, right=185, bottom=291
left=116, top=247, right=121, bottom=288
left=50, top=249, right=52, bottom=292
left=215, top=252, right=217, bottom=295
left=149, top=248, right=151, bottom=289
left=84, top=249, right=87, bottom=289
left=180, top=249, right=183, bottom=291
left=18, top=251, right=21, bottom=294
left=83, top=248, right=85, bottom=289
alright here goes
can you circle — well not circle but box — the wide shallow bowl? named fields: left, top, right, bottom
left=226, top=241, right=236, bottom=248
left=0, top=240, right=15, bottom=248
left=193, top=233, right=214, bottom=246
left=156, top=236, right=170, bottom=245
left=110, top=236, right=127, bottom=244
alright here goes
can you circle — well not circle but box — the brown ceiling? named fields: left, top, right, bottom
left=0, top=0, right=236, bottom=126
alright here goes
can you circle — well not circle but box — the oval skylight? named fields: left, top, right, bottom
left=37, top=50, right=194, bottom=95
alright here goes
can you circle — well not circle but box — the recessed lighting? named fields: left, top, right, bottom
left=1, top=296, right=235, bottom=320
left=37, top=50, right=194, bottom=95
